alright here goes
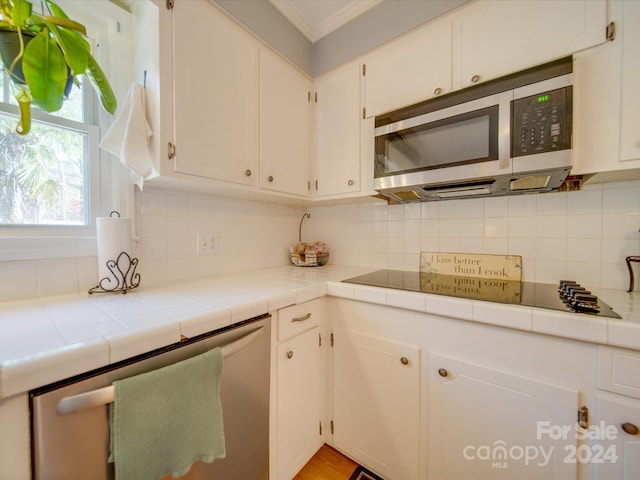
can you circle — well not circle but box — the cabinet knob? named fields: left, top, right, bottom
left=348, top=179, right=354, bottom=186
left=438, top=368, right=449, bottom=377
left=433, top=87, right=442, bottom=96
left=245, top=169, right=252, bottom=177
left=471, top=74, right=480, bottom=84
left=622, top=422, right=639, bottom=435
left=268, top=175, right=274, bottom=182
left=400, top=357, right=409, bottom=365
left=286, top=351, right=294, bottom=359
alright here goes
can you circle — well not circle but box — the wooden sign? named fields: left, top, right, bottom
left=420, top=252, right=522, bottom=281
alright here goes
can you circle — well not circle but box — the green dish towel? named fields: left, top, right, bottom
left=109, top=348, right=226, bottom=480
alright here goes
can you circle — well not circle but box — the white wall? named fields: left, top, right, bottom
left=308, top=180, right=640, bottom=290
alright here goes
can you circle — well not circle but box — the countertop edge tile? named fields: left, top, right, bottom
left=106, top=322, right=182, bottom=364
left=295, top=285, right=323, bottom=305
left=425, top=294, right=473, bottom=320
left=266, top=291, right=297, bottom=312
left=353, top=285, right=387, bottom=305
left=607, top=319, right=640, bottom=350
left=532, top=309, right=608, bottom=344
left=229, top=298, right=269, bottom=324
left=473, top=301, right=533, bottom=332
left=179, top=308, right=232, bottom=339
left=0, top=338, right=109, bottom=398
left=326, top=281, right=354, bottom=299
left=386, top=290, right=427, bottom=312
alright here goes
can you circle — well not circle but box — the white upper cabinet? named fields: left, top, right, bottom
left=260, top=49, right=312, bottom=197
left=457, top=0, right=607, bottom=89
left=618, top=0, right=640, bottom=163
left=314, top=62, right=364, bottom=197
left=363, top=19, right=453, bottom=118
left=172, top=0, right=259, bottom=185
left=572, top=0, right=640, bottom=178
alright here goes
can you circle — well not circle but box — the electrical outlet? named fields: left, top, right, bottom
left=197, top=232, right=220, bottom=255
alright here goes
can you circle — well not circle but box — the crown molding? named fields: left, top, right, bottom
left=270, top=0, right=382, bottom=43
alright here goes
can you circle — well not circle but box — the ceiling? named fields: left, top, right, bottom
left=269, top=0, right=383, bottom=43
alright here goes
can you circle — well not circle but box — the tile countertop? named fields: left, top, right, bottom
left=1, top=264, right=639, bottom=399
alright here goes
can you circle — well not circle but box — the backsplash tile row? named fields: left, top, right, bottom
left=308, top=180, right=640, bottom=290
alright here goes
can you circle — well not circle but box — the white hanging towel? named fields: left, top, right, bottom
left=100, top=82, right=153, bottom=189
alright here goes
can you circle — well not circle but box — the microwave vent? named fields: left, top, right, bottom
left=392, top=190, right=421, bottom=201
left=510, top=176, right=550, bottom=191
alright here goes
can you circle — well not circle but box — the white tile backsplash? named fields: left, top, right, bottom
left=308, top=180, right=640, bottom=290
left=0, top=180, right=639, bottom=302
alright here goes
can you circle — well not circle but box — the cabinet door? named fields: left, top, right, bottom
left=173, top=0, right=259, bottom=185
left=276, top=327, right=322, bottom=480
left=333, top=327, right=420, bottom=479
left=458, top=0, right=606, bottom=89
left=314, top=63, right=362, bottom=197
left=619, top=0, right=640, bottom=163
left=364, top=19, right=452, bottom=118
left=594, top=395, right=640, bottom=480
left=428, top=354, right=578, bottom=480
left=260, top=49, right=312, bottom=197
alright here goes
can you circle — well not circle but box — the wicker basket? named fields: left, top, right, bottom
left=289, top=251, right=329, bottom=267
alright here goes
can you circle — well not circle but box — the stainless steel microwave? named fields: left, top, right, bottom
left=374, top=57, right=573, bottom=202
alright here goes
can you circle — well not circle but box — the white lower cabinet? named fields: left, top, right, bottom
left=273, top=299, right=325, bottom=480
left=593, top=394, right=640, bottom=480
left=428, top=354, right=579, bottom=480
left=276, top=327, right=323, bottom=480
left=332, top=327, right=420, bottom=480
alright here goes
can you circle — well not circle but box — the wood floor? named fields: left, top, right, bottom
left=293, top=444, right=358, bottom=480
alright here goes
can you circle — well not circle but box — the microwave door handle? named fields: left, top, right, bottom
left=56, top=326, right=265, bottom=416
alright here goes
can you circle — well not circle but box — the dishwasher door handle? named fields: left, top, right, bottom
left=56, top=326, right=265, bottom=416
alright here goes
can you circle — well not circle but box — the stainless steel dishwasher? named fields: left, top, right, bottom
left=30, top=314, right=271, bottom=480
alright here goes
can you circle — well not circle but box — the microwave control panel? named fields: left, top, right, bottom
left=512, top=86, right=572, bottom=157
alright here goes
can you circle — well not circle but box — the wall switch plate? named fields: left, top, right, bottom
left=197, top=232, right=220, bottom=255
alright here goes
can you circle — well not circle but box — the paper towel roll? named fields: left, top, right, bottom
left=96, top=215, right=133, bottom=284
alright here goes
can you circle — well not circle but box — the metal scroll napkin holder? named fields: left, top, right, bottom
left=89, top=251, right=141, bottom=295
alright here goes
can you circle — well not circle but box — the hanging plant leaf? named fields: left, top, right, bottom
left=7, top=0, right=32, bottom=28
left=22, top=30, right=68, bottom=112
left=86, top=53, right=117, bottom=114
left=45, top=19, right=89, bottom=75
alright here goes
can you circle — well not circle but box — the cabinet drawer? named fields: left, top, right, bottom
left=278, top=299, right=322, bottom=342
left=599, top=347, right=640, bottom=399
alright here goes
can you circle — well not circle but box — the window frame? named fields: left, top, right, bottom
left=0, top=1, right=133, bottom=261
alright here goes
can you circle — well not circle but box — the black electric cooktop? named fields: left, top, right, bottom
left=343, top=269, right=621, bottom=319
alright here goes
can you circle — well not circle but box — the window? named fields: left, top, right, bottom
left=0, top=1, right=132, bottom=260
left=0, top=74, right=98, bottom=226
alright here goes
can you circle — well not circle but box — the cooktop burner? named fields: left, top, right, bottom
left=343, top=270, right=621, bottom=319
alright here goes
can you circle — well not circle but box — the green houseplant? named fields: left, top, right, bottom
left=0, top=0, right=117, bottom=134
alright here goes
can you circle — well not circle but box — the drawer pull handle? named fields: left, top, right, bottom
left=286, top=351, right=294, bottom=359
left=400, top=357, right=409, bottom=365
left=438, top=368, right=449, bottom=378
left=433, top=87, right=442, bottom=95
left=471, top=74, right=480, bottom=83
left=622, top=423, right=639, bottom=435
left=291, top=313, right=312, bottom=322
